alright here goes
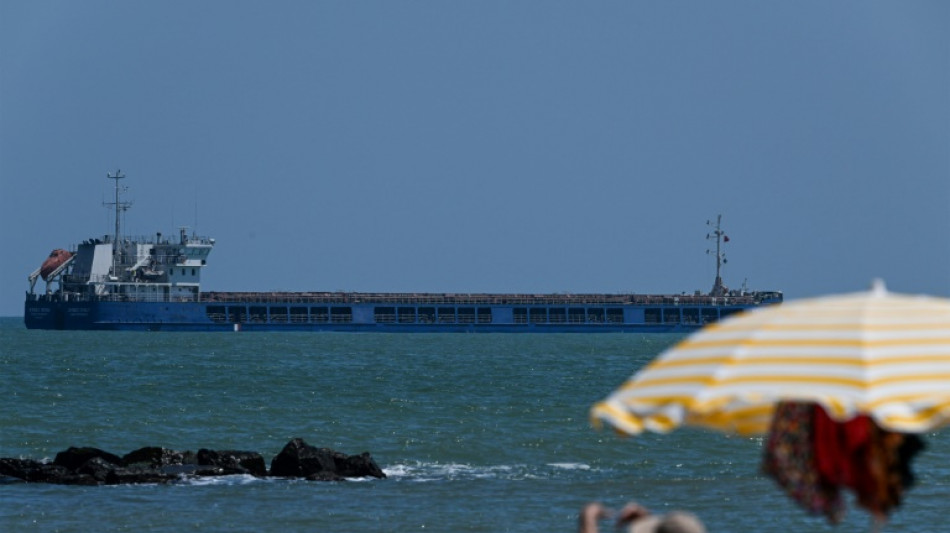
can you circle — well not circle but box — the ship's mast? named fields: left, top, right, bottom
left=105, top=170, right=132, bottom=276
left=706, top=214, right=728, bottom=296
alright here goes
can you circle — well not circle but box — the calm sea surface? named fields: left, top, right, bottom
left=1, top=318, right=947, bottom=532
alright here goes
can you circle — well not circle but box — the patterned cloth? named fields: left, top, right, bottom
left=762, top=401, right=845, bottom=523
left=813, top=407, right=924, bottom=520
left=763, top=402, right=925, bottom=524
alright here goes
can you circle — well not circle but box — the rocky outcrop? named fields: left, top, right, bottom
left=0, top=439, right=383, bottom=485
left=54, top=447, right=123, bottom=471
left=0, top=455, right=179, bottom=485
left=270, top=438, right=385, bottom=480
left=121, top=446, right=196, bottom=468
left=1, top=458, right=82, bottom=484
left=197, top=448, right=268, bottom=477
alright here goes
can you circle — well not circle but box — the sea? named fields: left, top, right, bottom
left=1, top=317, right=947, bottom=532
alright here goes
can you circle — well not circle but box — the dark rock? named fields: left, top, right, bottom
left=76, top=456, right=117, bottom=484
left=121, top=446, right=195, bottom=468
left=54, top=447, right=122, bottom=471
left=106, top=464, right=179, bottom=485
left=338, top=452, right=386, bottom=479
left=270, top=438, right=332, bottom=477
left=0, top=458, right=71, bottom=483
left=270, top=438, right=385, bottom=480
left=1, top=440, right=384, bottom=484
left=0, top=457, right=102, bottom=485
left=197, top=449, right=267, bottom=477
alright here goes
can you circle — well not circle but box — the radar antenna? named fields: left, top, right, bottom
left=706, top=214, right=729, bottom=296
left=105, top=169, right=133, bottom=276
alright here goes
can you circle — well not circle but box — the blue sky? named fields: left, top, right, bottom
left=1, top=1, right=947, bottom=317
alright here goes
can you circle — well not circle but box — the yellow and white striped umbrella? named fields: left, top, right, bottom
left=591, top=280, right=950, bottom=436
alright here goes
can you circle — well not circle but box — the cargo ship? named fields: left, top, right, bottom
left=24, top=172, right=782, bottom=331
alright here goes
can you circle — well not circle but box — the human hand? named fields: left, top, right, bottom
left=615, top=502, right=651, bottom=527
left=579, top=502, right=612, bottom=533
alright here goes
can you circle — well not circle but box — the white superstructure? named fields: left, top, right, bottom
left=28, top=172, right=215, bottom=303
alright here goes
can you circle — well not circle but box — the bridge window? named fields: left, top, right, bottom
left=310, top=306, right=329, bottom=323
left=606, top=309, right=624, bottom=323
left=529, top=308, right=547, bottom=324
left=438, top=307, right=456, bottom=323
left=375, top=307, right=396, bottom=323
left=206, top=306, right=227, bottom=323
left=458, top=307, right=475, bottom=324
left=568, top=308, right=585, bottom=323
left=249, top=306, right=267, bottom=323
left=513, top=308, right=528, bottom=324
left=330, top=307, right=352, bottom=323
left=290, top=307, right=308, bottom=323
left=228, top=306, right=246, bottom=323
left=398, top=307, right=416, bottom=324
left=683, top=308, right=700, bottom=324
left=588, top=308, right=605, bottom=323
left=270, top=306, right=288, bottom=323
left=663, top=308, right=681, bottom=324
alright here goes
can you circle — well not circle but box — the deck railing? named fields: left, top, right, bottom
left=199, top=291, right=767, bottom=306
left=28, top=289, right=775, bottom=307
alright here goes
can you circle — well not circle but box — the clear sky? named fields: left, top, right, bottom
left=1, top=1, right=947, bottom=317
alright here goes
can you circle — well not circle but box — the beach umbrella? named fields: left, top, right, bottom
left=590, top=279, right=950, bottom=436
left=589, top=280, right=950, bottom=526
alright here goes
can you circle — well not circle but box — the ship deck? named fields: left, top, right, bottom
left=200, top=291, right=768, bottom=306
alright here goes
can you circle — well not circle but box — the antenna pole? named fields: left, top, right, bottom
left=706, top=214, right=727, bottom=296
left=105, top=169, right=132, bottom=276
left=715, top=214, right=722, bottom=284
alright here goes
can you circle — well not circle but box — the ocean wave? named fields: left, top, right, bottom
left=546, top=462, right=591, bottom=471
left=383, top=461, right=594, bottom=482
left=178, top=474, right=269, bottom=486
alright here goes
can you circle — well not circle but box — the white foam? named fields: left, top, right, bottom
left=547, top=462, right=590, bottom=471
left=181, top=474, right=264, bottom=486
left=383, top=461, right=575, bottom=482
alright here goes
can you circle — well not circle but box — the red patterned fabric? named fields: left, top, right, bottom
left=762, top=402, right=844, bottom=523
left=764, top=402, right=924, bottom=524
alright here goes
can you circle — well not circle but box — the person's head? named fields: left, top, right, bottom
left=627, top=511, right=706, bottom=533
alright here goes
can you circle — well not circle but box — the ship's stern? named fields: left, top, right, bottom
left=24, top=297, right=97, bottom=330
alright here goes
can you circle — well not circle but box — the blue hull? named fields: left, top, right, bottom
left=24, top=296, right=772, bottom=332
